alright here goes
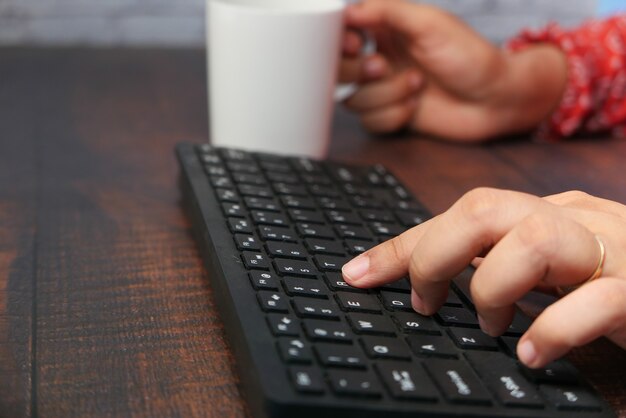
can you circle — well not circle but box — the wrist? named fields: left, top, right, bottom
left=490, top=44, right=568, bottom=136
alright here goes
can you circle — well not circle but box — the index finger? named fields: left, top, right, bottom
left=342, top=216, right=434, bottom=286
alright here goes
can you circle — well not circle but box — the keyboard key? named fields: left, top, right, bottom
left=303, top=319, right=352, bottom=342
left=266, top=241, right=307, bottom=259
left=220, top=148, right=252, bottom=162
left=205, top=164, right=227, bottom=176
left=238, top=184, right=272, bottom=198
left=288, top=209, right=325, bottom=224
left=348, top=313, right=396, bottom=336
left=228, top=218, right=253, bottom=234
left=242, top=251, right=270, bottom=270
left=327, top=370, right=382, bottom=398
left=232, top=172, right=267, bottom=186
left=267, top=314, right=300, bottom=336
left=375, top=362, right=439, bottom=401
left=335, top=224, right=373, bottom=240
left=318, top=197, right=351, bottom=211
left=258, top=225, right=297, bottom=242
left=342, top=183, right=372, bottom=197
left=324, top=273, right=368, bottom=293
left=266, top=171, right=299, bottom=184
left=293, top=299, right=340, bottom=320
left=360, top=209, right=395, bottom=223
left=309, top=185, right=341, bottom=198
left=325, top=210, right=361, bottom=225
left=336, top=293, right=382, bottom=313
left=394, top=312, right=440, bottom=334
left=361, top=336, right=411, bottom=360
left=369, top=222, right=405, bottom=237
left=406, top=335, right=457, bottom=357
left=244, top=196, right=280, bottom=212
left=283, top=277, right=328, bottom=298
left=289, top=367, right=325, bottom=394
left=278, top=338, right=313, bottom=364
left=222, top=202, right=245, bottom=217
left=251, top=211, right=288, bottom=226
left=291, top=157, right=324, bottom=174
left=424, top=359, right=492, bottom=404
left=227, top=161, right=260, bottom=174
left=211, top=176, right=232, bottom=188
left=301, top=173, right=331, bottom=186
left=539, top=385, right=602, bottom=411
left=234, top=234, right=261, bottom=251
left=444, top=290, right=464, bottom=307
left=350, top=196, right=383, bottom=209
left=504, top=312, right=533, bottom=336
left=249, top=271, right=279, bottom=290
left=436, top=306, right=479, bottom=327
left=305, top=239, right=346, bottom=256
left=314, top=255, right=350, bottom=272
left=500, top=336, right=520, bottom=358
left=344, top=239, right=375, bottom=255
left=448, top=328, right=498, bottom=350
left=275, top=258, right=317, bottom=277
left=380, top=291, right=414, bottom=312
left=296, top=223, right=335, bottom=239
left=465, top=352, right=543, bottom=408
left=394, top=211, right=427, bottom=227
left=258, top=291, right=289, bottom=313
left=328, top=165, right=363, bottom=184
left=378, top=279, right=411, bottom=293
left=281, top=195, right=316, bottom=210
left=260, top=160, right=293, bottom=174
left=274, top=183, right=308, bottom=196
left=394, top=200, right=424, bottom=212
left=315, top=344, right=367, bottom=369
left=521, top=360, right=582, bottom=384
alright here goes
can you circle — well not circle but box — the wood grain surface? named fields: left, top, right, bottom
left=0, top=47, right=624, bottom=418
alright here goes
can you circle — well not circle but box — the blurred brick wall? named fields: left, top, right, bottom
left=0, top=0, right=597, bottom=46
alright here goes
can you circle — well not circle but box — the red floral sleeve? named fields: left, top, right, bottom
left=508, top=15, right=626, bottom=140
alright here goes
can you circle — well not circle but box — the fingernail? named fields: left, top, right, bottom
left=411, top=290, right=425, bottom=314
left=364, top=58, right=384, bottom=77
left=342, top=255, right=370, bottom=283
left=517, top=339, right=538, bottom=367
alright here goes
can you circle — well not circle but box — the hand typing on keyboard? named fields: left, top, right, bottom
left=342, top=188, right=626, bottom=369
left=179, top=143, right=617, bottom=417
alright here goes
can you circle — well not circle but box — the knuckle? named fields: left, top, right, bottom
left=407, top=248, right=426, bottom=283
left=456, top=187, right=504, bottom=226
left=550, top=190, right=592, bottom=206
left=384, top=236, right=407, bottom=265
left=515, top=213, right=560, bottom=259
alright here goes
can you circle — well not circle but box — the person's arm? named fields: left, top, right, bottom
left=339, top=0, right=626, bottom=141
left=508, top=15, right=626, bottom=139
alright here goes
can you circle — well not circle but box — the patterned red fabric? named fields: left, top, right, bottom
left=508, top=15, right=626, bottom=140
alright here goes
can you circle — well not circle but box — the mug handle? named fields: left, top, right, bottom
left=334, top=29, right=377, bottom=102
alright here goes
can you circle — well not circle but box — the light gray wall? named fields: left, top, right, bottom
left=0, top=0, right=597, bottom=47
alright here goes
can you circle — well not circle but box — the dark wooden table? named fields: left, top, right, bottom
left=0, top=47, right=624, bottom=418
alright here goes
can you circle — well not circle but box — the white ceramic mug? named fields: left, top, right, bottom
left=207, top=0, right=346, bottom=158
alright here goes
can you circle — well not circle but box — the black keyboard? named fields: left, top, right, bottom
left=176, top=143, right=615, bottom=418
